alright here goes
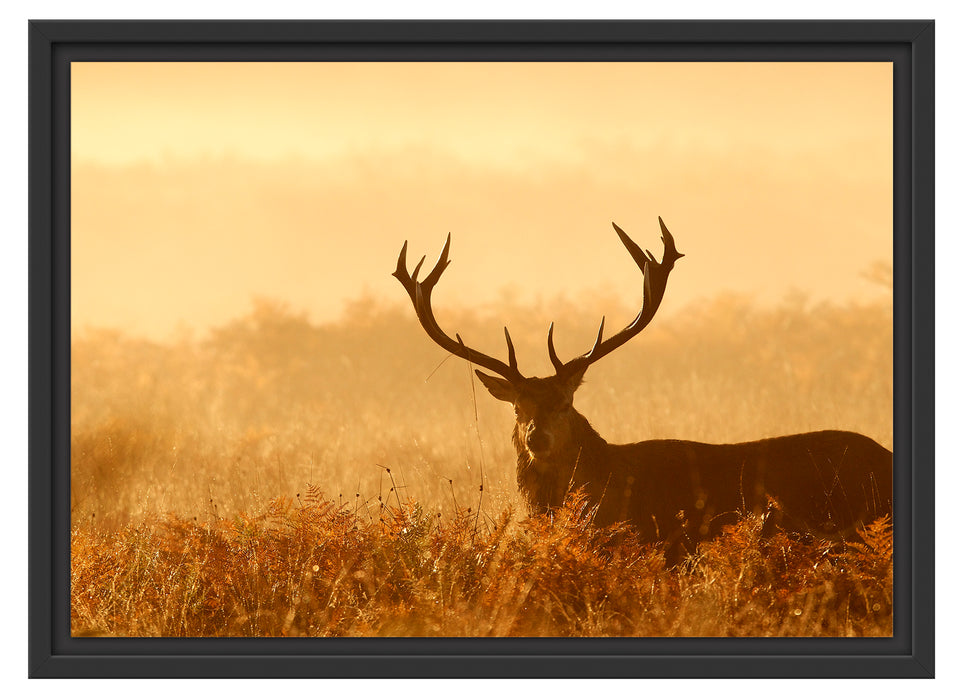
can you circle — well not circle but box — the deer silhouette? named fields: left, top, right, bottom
left=394, top=218, right=892, bottom=561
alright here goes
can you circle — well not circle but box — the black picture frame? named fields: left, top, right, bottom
left=28, top=19, right=935, bottom=678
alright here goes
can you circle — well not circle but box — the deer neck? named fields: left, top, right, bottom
left=514, top=409, right=608, bottom=513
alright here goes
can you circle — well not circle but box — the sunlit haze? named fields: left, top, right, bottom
left=71, top=63, right=896, bottom=632
left=72, top=62, right=892, bottom=339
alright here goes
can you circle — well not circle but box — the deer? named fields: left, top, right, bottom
left=393, top=217, right=893, bottom=562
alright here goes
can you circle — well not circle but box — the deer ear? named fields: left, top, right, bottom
left=475, top=370, right=517, bottom=403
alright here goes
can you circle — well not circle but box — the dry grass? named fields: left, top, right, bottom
left=70, top=293, right=893, bottom=636
left=71, top=489, right=893, bottom=637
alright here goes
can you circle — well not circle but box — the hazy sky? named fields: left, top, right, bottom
left=72, top=62, right=892, bottom=339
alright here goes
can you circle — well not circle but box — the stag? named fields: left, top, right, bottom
left=394, top=218, right=892, bottom=561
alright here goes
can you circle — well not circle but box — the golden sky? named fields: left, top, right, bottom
left=71, top=62, right=892, bottom=339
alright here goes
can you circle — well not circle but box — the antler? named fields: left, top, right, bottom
left=393, top=234, right=525, bottom=382
left=547, top=217, right=684, bottom=376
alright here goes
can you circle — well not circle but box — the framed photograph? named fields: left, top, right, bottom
left=29, top=20, right=934, bottom=677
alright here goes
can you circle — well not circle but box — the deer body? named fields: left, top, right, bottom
left=395, top=217, right=893, bottom=561
left=571, top=431, right=892, bottom=546
left=480, top=369, right=891, bottom=558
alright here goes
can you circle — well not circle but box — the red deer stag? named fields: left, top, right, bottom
left=394, top=218, right=892, bottom=561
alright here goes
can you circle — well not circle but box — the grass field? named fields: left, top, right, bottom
left=70, top=292, right=893, bottom=636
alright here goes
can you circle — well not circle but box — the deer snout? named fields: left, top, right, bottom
left=525, top=421, right=554, bottom=456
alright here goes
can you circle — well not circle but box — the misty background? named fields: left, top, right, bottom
left=69, top=62, right=894, bottom=525
left=71, top=62, right=892, bottom=341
